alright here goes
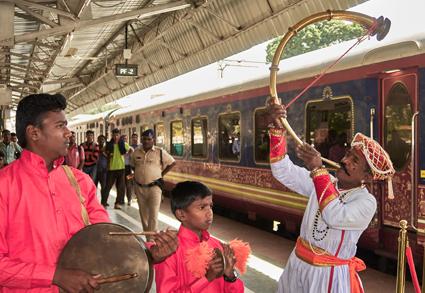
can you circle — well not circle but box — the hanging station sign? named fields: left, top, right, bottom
left=115, top=64, right=138, bottom=77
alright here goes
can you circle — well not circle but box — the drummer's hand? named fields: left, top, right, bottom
left=53, top=268, right=100, bottom=293
left=205, top=252, right=224, bottom=282
left=296, top=143, right=322, bottom=171
left=149, top=229, right=178, bottom=263
left=266, top=100, right=287, bottom=129
left=223, top=244, right=236, bottom=278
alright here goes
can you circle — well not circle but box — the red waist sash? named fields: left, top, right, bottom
left=295, top=237, right=365, bottom=293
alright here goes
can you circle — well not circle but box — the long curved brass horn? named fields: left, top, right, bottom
left=269, top=10, right=391, bottom=169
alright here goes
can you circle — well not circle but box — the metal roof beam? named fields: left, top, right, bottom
left=201, top=6, right=241, bottom=32
left=6, top=0, right=77, bottom=20
left=187, top=19, right=221, bottom=41
left=15, top=3, right=59, bottom=28
left=44, top=77, right=82, bottom=85
left=2, top=1, right=192, bottom=45
left=46, top=83, right=83, bottom=93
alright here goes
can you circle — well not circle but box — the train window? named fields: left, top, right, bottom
left=305, top=97, right=353, bottom=162
left=154, top=122, right=165, bottom=148
left=129, top=116, right=133, bottom=124
left=191, top=117, right=208, bottom=158
left=100, top=124, right=103, bottom=135
left=136, top=114, right=140, bottom=123
left=218, top=112, right=241, bottom=161
left=254, top=108, right=270, bottom=164
left=170, top=120, right=184, bottom=157
left=116, top=119, right=120, bottom=126
left=384, top=82, right=412, bottom=171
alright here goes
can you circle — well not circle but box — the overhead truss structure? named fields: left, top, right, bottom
left=0, top=0, right=367, bottom=116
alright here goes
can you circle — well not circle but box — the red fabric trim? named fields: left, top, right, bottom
left=327, top=230, right=345, bottom=293
left=269, top=129, right=287, bottom=162
left=312, top=173, right=338, bottom=210
left=328, top=267, right=335, bottom=293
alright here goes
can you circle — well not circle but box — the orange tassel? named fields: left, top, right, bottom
left=229, top=239, right=251, bottom=275
left=185, top=242, right=214, bottom=278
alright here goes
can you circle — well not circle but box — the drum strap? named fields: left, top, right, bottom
left=62, top=165, right=91, bottom=226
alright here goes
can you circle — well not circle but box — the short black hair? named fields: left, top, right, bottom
left=97, top=134, right=106, bottom=140
left=171, top=181, right=212, bottom=217
left=16, top=93, right=66, bottom=148
left=2, top=129, right=10, bottom=135
left=86, top=130, right=94, bottom=135
left=0, top=150, right=4, bottom=158
left=112, top=128, right=120, bottom=134
left=10, top=132, right=16, bottom=137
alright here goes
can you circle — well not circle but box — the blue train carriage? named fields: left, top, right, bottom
left=70, top=29, right=425, bottom=263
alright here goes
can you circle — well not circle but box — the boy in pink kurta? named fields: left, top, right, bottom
left=154, top=181, right=244, bottom=293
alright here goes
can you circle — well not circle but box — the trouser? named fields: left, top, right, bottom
left=83, top=164, right=97, bottom=182
left=134, top=184, right=162, bottom=235
left=95, top=166, right=107, bottom=199
left=124, top=165, right=133, bottom=203
left=102, top=169, right=125, bottom=205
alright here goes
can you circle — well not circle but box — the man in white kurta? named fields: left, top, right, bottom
left=272, top=154, right=376, bottom=292
left=268, top=125, right=395, bottom=293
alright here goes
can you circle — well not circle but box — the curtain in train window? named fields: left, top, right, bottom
left=218, top=112, right=241, bottom=161
left=305, top=97, right=353, bottom=162
left=384, top=82, right=412, bottom=171
left=171, top=120, right=184, bottom=156
left=154, top=123, right=165, bottom=148
left=254, top=108, right=270, bottom=164
left=191, top=118, right=207, bottom=158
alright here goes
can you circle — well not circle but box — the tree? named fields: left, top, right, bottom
left=266, top=20, right=364, bottom=62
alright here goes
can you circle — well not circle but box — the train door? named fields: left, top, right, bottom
left=380, top=70, right=418, bottom=229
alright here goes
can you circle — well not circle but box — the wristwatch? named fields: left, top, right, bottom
left=223, top=269, right=239, bottom=283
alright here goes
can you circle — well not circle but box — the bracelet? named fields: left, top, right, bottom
left=310, top=167, right=328, bottom=178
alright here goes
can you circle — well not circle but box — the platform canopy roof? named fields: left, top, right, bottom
left=0, top=0, right=367, bottom=116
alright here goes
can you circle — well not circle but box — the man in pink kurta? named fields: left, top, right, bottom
left=0, top=93, right=178, bottom=293
left=0, top=151, right=109, bottom=292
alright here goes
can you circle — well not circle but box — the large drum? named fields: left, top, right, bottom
left=57, top=223, right=153, bottom=292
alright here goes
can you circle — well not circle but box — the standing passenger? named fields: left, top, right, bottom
left=0, top=129, right=22, bottom=165
left=95, top=134, right=108, bottom=202
left=81, top=130, right=99, bottom=181
left=64, top=131, right=85, bottom=170
left=267, top=104, right=395, bottom=293
left=102, top=128, right=129, bottom=209
left=0, top=150, right=5, bottom=169
left=131, top=129, right=175, bottom=234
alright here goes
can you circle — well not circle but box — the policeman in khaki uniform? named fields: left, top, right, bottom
left=131, top=129, right=176, bottom=235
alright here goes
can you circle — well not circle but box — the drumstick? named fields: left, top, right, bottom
left=97, top=273, right=138, bottom=284
left=108, top=231, right=157, bottom=236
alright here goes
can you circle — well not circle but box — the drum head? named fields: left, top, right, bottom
left=58, top=223, right=153, bottom=292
